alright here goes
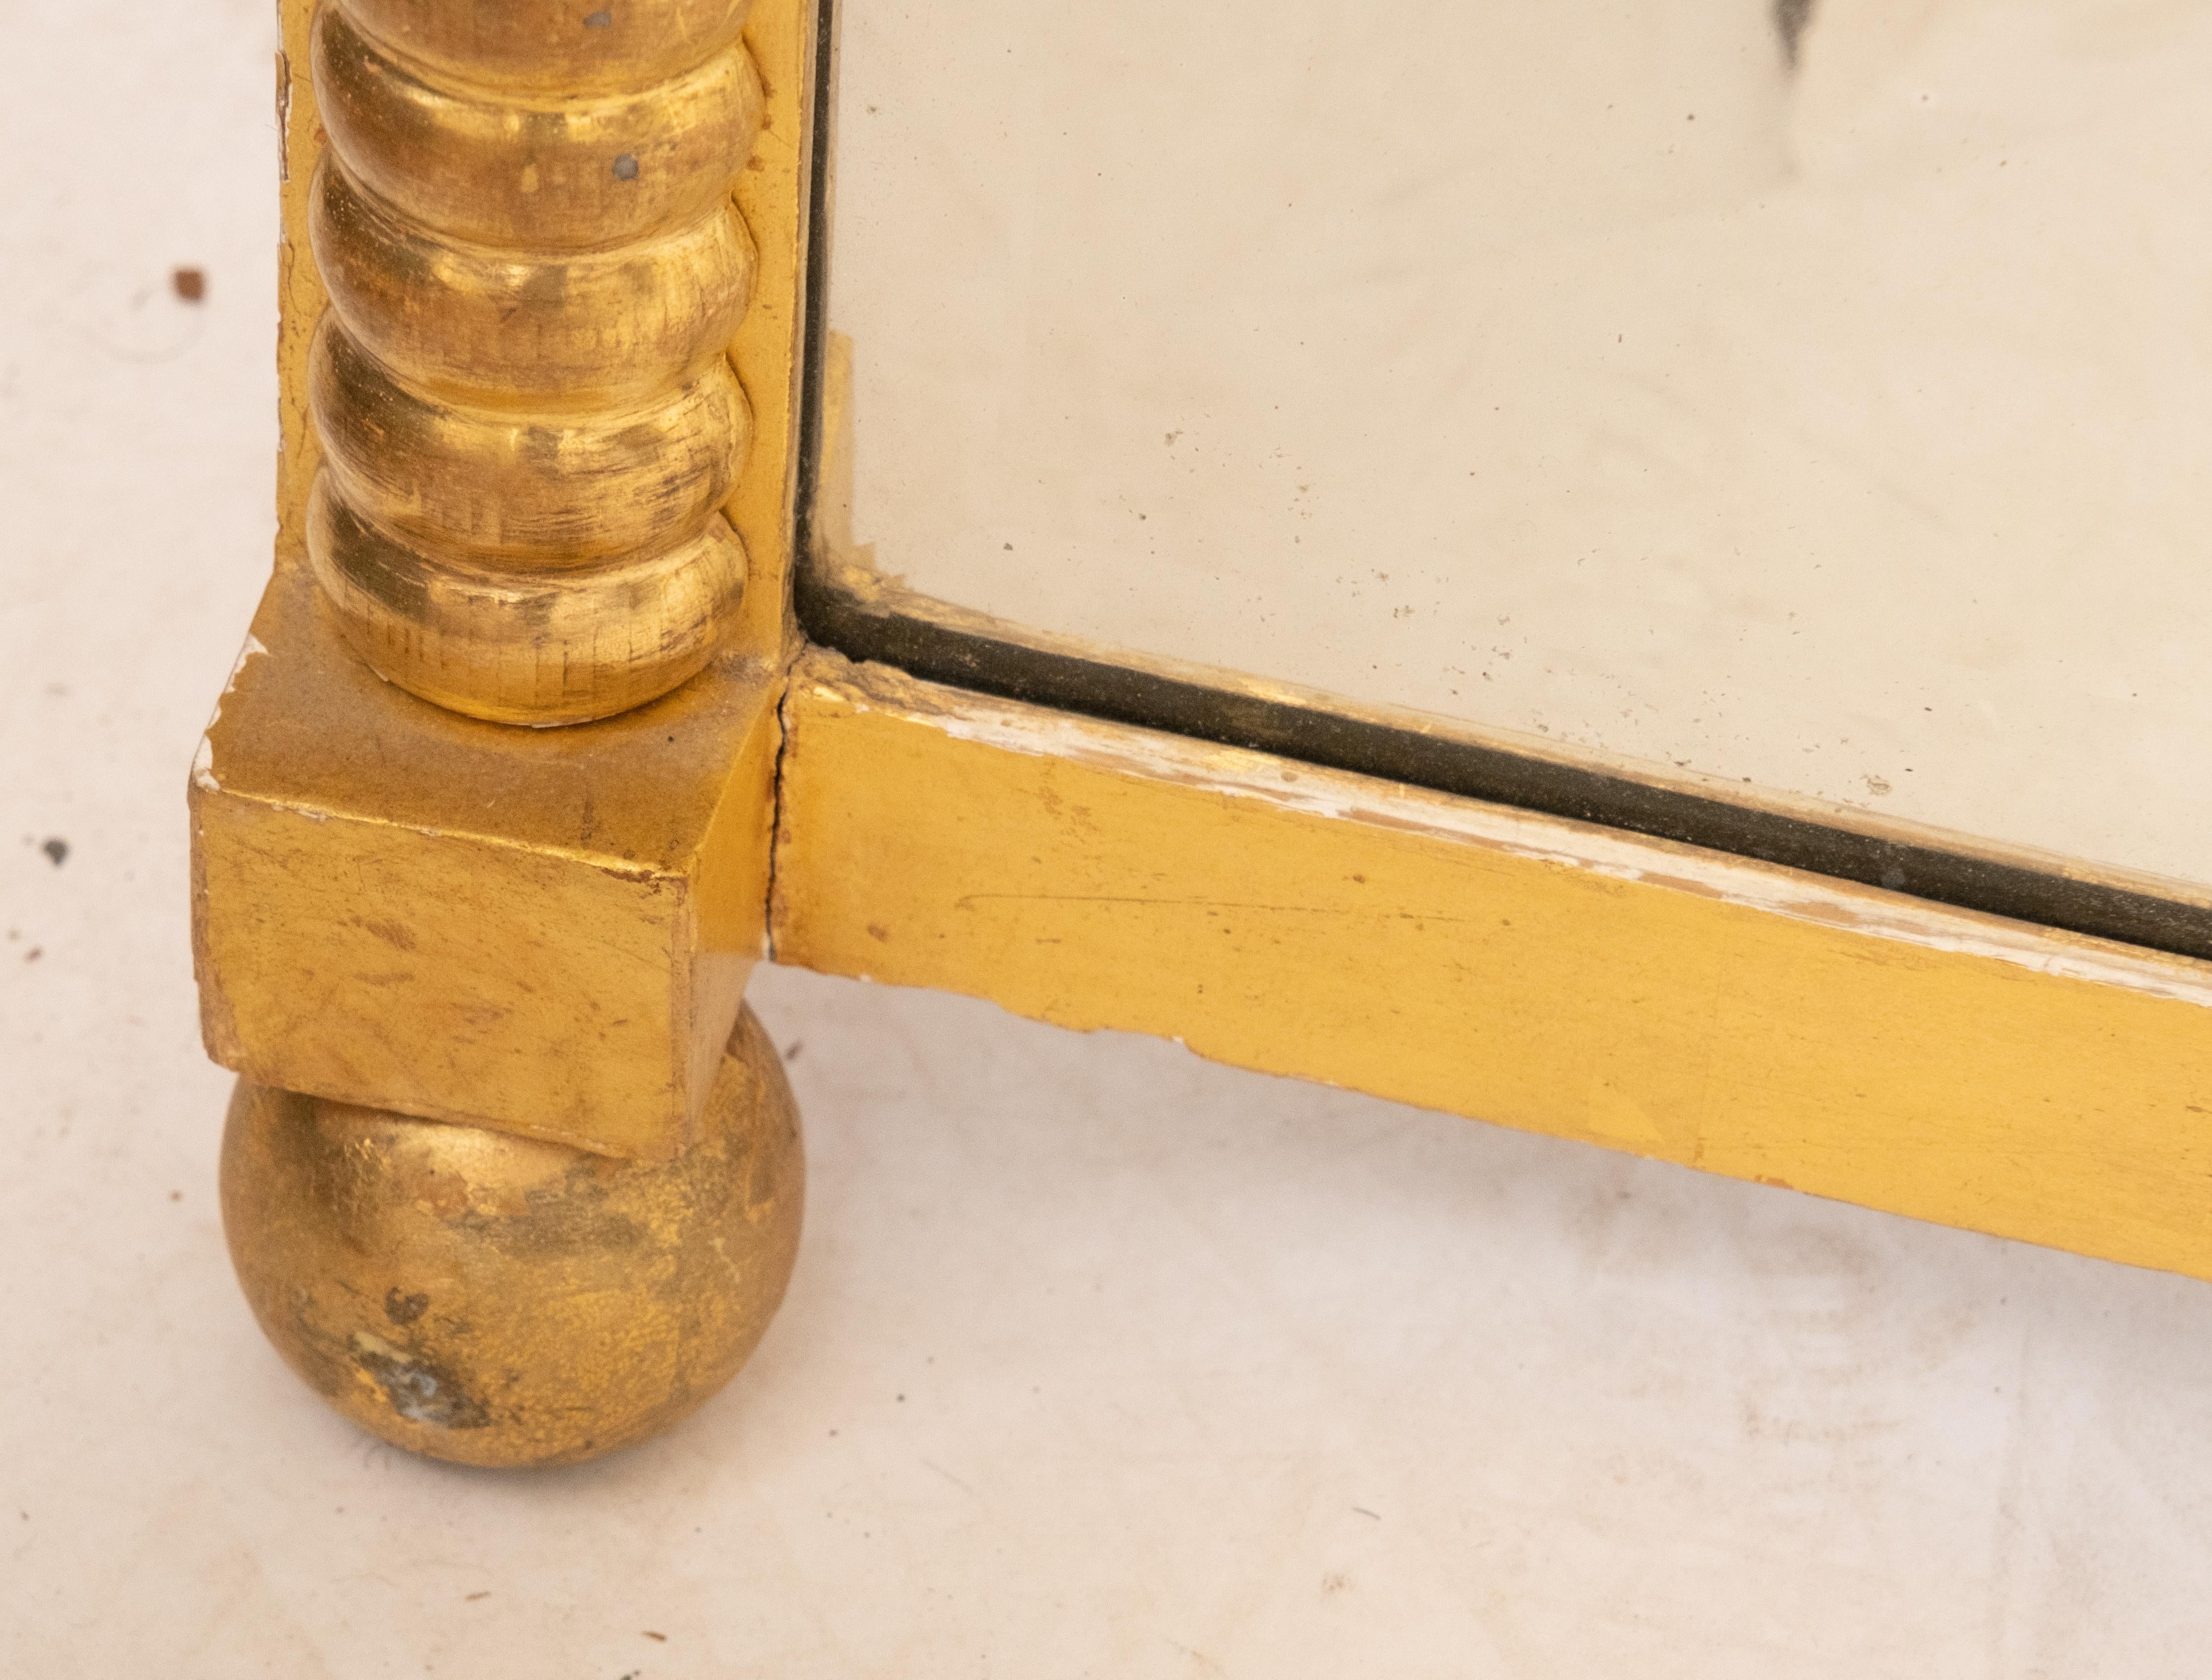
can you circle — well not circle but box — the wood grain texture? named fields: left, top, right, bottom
left=771, top=648, right=2212, bottom=1282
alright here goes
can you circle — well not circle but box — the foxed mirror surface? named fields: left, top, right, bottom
left=822, top=0, right=2212, bottom=895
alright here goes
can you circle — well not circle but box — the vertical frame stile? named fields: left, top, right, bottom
left=195, top=0, right=818, bottom=1156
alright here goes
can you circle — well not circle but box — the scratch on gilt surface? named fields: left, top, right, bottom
left=953, top=893, right=1481, bottom=925
left=708, top=1236, right=746, bottom=1290
left=840, top=676, right=2212, bottom=1012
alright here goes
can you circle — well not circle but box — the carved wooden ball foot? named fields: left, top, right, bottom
left=219, top=1007, right=802, bottom=1469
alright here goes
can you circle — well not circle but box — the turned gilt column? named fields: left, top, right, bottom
left=303, top=0, right=763, bottom=723
left=201, top=0, right=817, bottom=1468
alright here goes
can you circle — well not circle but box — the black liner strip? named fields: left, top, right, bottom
left=790, top=0, right=2212, bottom=967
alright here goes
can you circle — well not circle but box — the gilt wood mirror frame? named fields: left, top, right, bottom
left=188, top=0, right=2212, bottom=1465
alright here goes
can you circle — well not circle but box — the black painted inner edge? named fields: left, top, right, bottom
left=790, top=0, right=2212, bottom=967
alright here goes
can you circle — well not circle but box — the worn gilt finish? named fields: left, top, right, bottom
left=771, top=648, right=2212, bottom=1287
left=222, top=1009, right=803, bottom=1468
left=303, top=0, right=766, bottom=724
left=197, top=0, right=2212, bottom=1470
left=192, top=557, right=782, bottom=1161
left=200, top=0, right=816, bottom=1160
left=196, top=0, right=822, bottom=1465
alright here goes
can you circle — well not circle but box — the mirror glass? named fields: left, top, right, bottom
left=823, top=0, right=2212, bottom=899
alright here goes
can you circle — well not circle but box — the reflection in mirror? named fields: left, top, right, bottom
left=819, top=1, right=2212, bottom=906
